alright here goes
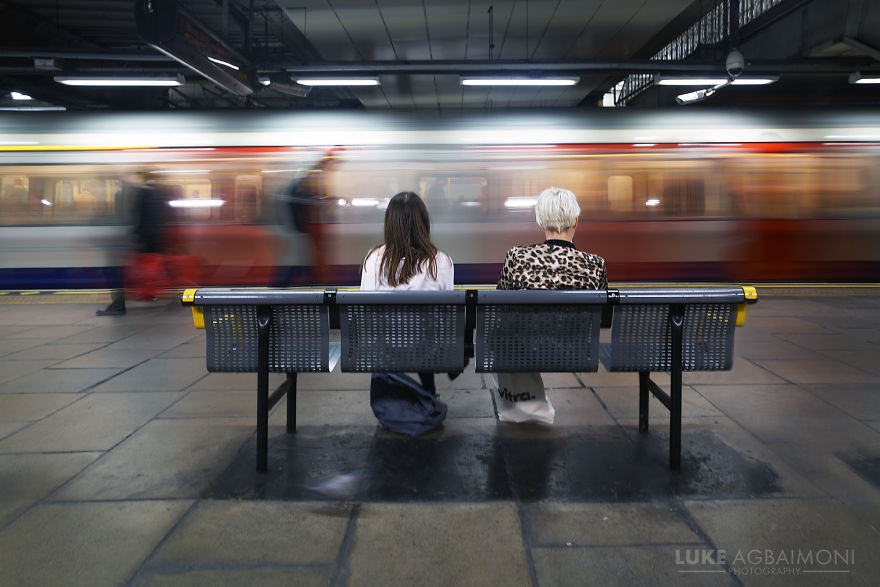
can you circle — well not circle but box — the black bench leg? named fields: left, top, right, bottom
left=669, top=305, right=684, bottom=470
left=638, top=371, right=650, bottom=433
left=286, top=372, right=297, bottom=433
left=256, top=306, right=271, bottom=474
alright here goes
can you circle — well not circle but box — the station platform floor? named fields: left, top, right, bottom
left=0, top=287, right=879, bottom=586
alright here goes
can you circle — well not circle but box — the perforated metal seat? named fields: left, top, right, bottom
left=474, top=289, right=606, bottom=373
left=604, top=303, right=737, bottom=372
left=336, top=290, right=467, bottom=372
left=205, top=302, right=330, bottom=373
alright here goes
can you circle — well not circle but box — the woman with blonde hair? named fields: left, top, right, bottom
left=494, top=186, right=607, bottom=423
left=498, top=186, right=606, bottom=290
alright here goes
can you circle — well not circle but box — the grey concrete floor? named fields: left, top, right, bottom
left=0, top=290, right=878, bottom=586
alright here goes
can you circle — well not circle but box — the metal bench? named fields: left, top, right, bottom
left=183, top=288, right=333, bottom=472
left=182, top=285, right=757, bottom=472
left=600, top=286, right=757, bottom=468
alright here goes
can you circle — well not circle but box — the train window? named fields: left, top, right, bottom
left=662, top=178, right=705, bottom=217
left=0, top=175, right=32, bottom=223
left=0, top=172, right=120, bottom=225
left=420, top=176, right=488, bottom=221
left=158, top=180, right=215, bottom=222
left=814, top=156, right=879, bottom=216
left=449, top=179, right=488, bottom=216
left=56, top=181, right=74, bottom=208
left=234, top=176, right=260, bottom=223
left=1, top=176, right=29, bottom=206
left=321, top=161, right=398, bottom=223
left=724, top=155, right=827, bottom=218
left=607, top=176, right=634, bottom=212
left=52, top=179, right=111, bottom=214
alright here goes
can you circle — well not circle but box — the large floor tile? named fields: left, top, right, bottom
left=0, top=391, right=185, bottom=453
left=348, top=503, right=531, bottom=587
left=0, top=452, right=100, bottom=527
left=55, top=418, right=254, bottom=500
left=143, top=500, right=348, bottom=571
left=685, top=499, right=880, bottom=586
left=0, top=500, right=191, bottom=586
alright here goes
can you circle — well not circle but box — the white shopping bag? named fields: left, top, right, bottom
left=491, top=372, right=555, bottom=424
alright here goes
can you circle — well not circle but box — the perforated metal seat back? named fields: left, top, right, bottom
left=608, top=303, right=736, bottom=372
left=475, top=304, right=602, bottom=372
left=204, top=304, right=330, bottom=372
left=339, top=303, right=466, bottom=372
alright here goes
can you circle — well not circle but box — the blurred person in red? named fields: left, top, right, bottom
left=97, top=172, right=169, bottom=315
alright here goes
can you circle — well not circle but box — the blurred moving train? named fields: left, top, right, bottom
left=1, top=108, right=879, bottom=289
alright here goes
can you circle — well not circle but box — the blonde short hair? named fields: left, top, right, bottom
left=534, top=187, right=580, bottom=232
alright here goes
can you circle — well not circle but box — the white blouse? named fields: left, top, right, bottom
left=360, top=246, right=454, bottom=291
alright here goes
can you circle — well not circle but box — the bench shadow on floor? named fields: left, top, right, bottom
left=203, top=425, right=782, bottom=503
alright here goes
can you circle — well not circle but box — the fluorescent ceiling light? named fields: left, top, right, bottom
left=0, top=106, right=66, bottom=111
left=730, top=77, right=779, bottom=85
left=461, top=77, right=579, bottom=86
left=295, top=78, right=379, bottom=86
left=54, top=74, right=184, bottom=87
left=656, top=76, right=728, bottom=86
left=849, top=72, right=880, bottom=84
left=656, top=75, right=778, bottom=86
left=11, top=91, right=32, bottom=100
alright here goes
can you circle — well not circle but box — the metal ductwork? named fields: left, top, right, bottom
left=134, top=0, right=254, bottom=96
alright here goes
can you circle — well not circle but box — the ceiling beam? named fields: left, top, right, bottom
left=275, top=58, right=879, bottom=77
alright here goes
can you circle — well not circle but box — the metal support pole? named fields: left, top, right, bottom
left=639, top=371, right=650, bottom=432
left=256, top=305, right=271, bottom=473
left=669, top=304, right=684, bottom=470
left=286, top=372, right=297, bottom=433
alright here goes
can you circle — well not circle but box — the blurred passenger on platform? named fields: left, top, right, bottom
left=360, top=191, right=454, bottom=395
left=276, top=151, right=339, bottom=286
left=97, top=173, right=169, bottom=316
left=493, top=186, right=607, bottom=423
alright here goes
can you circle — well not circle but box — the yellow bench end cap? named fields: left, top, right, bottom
left=190, top=306, right=205, bottom=329
left=182, top=288, right=198, bottom=303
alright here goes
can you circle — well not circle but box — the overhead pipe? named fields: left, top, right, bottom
left=275, top=58, right=877, bottom=76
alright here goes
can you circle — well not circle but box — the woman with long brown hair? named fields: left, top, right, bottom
left=360, top=191, right=453, bottom=291
left=360, top=191, right=454, bottom=395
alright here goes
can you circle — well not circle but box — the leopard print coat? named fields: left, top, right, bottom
left=497, top=239, right=607, bottom=290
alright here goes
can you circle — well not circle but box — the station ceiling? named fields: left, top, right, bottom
left=1, top=0, right=878, bottom=111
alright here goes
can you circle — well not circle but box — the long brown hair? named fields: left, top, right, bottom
left=368, top=191, right=439, bottom=287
